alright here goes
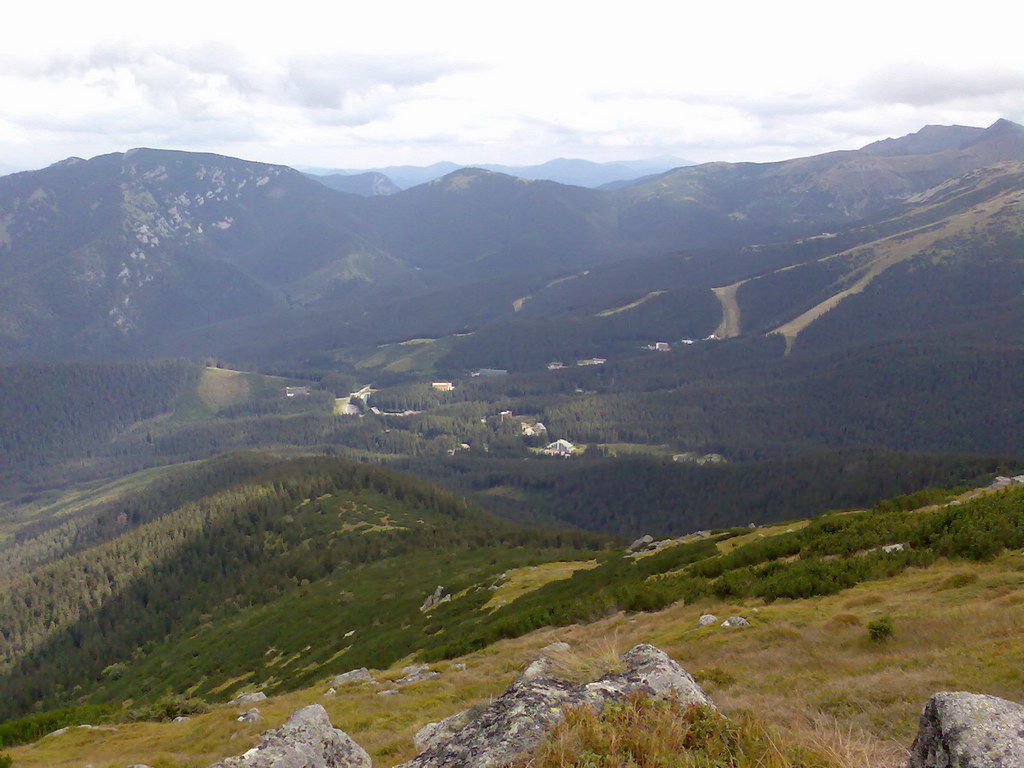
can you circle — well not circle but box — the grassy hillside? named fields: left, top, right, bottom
left=4, top=482, right=1023, bottom=768
left=0, top=455, right=609, bottom=721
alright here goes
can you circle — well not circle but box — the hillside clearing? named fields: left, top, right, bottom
left=711, top=281, right=745, bottom=339
left=595, top=290, right=666, bottom=317
left=483, top=560, right=600, bottom=610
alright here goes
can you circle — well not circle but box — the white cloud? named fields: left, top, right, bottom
left=0, top=0, right=1021, bottom=170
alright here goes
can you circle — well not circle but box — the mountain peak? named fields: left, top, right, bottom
left=859, top=123, right=985, bottom=156
left=429, top=167, right=510, bottom=190
left=983, top=117, right=1024, bottom=136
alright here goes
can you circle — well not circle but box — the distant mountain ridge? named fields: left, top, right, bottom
left=305, top=155, right=693, bottom=192
left=0, top=119, right=1021, bottom=361
left=305, top=171, right=400, bottom=196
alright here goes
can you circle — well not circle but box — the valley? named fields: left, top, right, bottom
left=1, top=119, right=1023, bottom=767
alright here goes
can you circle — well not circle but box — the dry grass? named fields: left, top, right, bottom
left=197, top=368, right=251, bottom=411
left=11, top=557, right=1024, bottom=768
left=521, top=695, right=867, bottom=768
left=546, top=633, right=627, bottom=684
left=717, top=520, right=809, bottom=554
left=483, top=561, right=598, bottom=611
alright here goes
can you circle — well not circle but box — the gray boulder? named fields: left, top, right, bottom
left=397, top=664, right=440, bottom=686
left=907, top=692, right=1024, bottom=767
left=232, top=691, right=267, bottom=706
left=237, top=708, right=262, bottom=724
left=330, top=668, right=373, bottom=687
left=540, top=641, right=571, bottom=654
left=697, top=614, right=718, bottom=627
left=172, top=716, right=192, bottom=723
left=210, top=704, right=370, bottom=768
left=396, top=643, right=712, bottom=768
left=721, top=616, right=750, bottom=628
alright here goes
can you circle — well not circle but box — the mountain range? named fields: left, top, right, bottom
left=2, top=118, right=1024, bottom=767
left=1, top=119, right=1021, bottom=363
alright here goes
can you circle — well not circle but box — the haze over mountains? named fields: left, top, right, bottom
left=303, top=155, right=692, bottom=192
left=0, top=118, right=1021, bottom=363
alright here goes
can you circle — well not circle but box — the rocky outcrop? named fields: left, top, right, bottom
left=209, top=704, right=370, bottom=768
left=697, top=614, right=718, bottom=627
left=396, top=664, right=440, bottom=686
left=331, top=668, right=373, bottom=686
left=907, top=692, right=1024, bottom=767
left=397, top=643, right=711, bottom=768
left=237, top=708, right=261, bottom=724
left=984, top=475, right=1024, bottom=492
left=626, top=535, right=654, bottom=553
left=422, top=586, right=452, bottom=612
left=721, top=616, right=750, bottom=628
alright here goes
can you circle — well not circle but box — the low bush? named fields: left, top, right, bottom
left=867, top=616, right=895, bottom=642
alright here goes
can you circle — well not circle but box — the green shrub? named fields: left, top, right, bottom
left=0, top=752, right=12, bottom=768
left=867, top=615, right=894, bottom=642
left=940, top=572, right=979, bottom=590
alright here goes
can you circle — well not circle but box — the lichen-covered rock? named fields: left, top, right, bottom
left=331, top=668, right=373, bottom=686
left=697, top=614, right=718, bottom=627
left=210, top=704, right=370, bottom=768
left=414, top=710, right=472, bottom=752
left=907, top=691, right=1024, bottom=767
left=721, top=616, right=750, bottom=628
left=580, top=644, right=714, bottom=709
left=397, top=643, right=712, bottom=768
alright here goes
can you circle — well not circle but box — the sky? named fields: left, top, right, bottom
left=1, top=0, right=1022, bottom=173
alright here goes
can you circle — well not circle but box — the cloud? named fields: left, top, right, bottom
left=0, top=44, right=477, bottom=137
left=859, top=64, right=1024, bottom=107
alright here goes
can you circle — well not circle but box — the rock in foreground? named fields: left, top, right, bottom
left=908, top=691, right=1024, bottom=768
left=209, top=704, right=370, bottom=768
left=397, top=643, right=712, bottom=768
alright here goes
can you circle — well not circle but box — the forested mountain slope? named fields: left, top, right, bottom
left=0, top=454, right=608, bottom=721
left=2, top=121, right=1021, bottom=362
